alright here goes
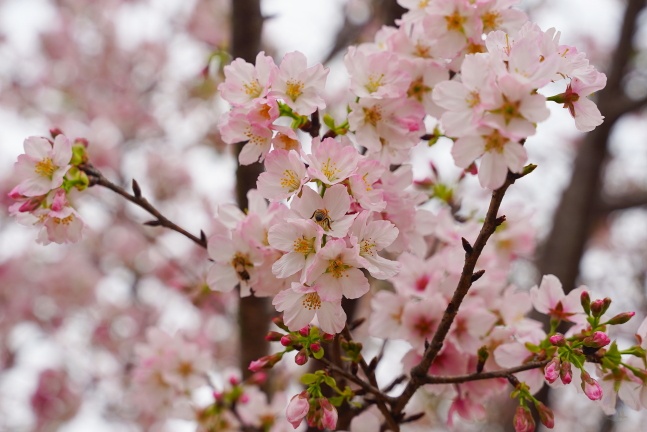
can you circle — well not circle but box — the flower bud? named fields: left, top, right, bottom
left=549, top=333, right=566, bottom=347
left=286, top=392, right=310, bottom=429
left=583, top=331, right=610, bottom=348
left=322, top=332, right=334, bottom=341
left=247, top=372, right=267, bottom=386
left=310, top=342, right=322, bottom=353
left=534, top=400, right=555, bottom=429
left=590, top=298, right=611, bottom=318
left=560, top=360, right=572, bottom=385
left=272, top=316, right=289, bottom=331
left=265, top=331, right=284, bottom=342
left=580, top=371, right=603, bottom=401
left=249, top=352, right=283, bottom=372
left=295, top=349, right=308, bottom=366
left=318, top=398, right=338, bottom=430
left=513, top=406, right=535, bottom=432
left=228, top=375, right=240, bottom=386
left=544, top=357, right=560, bottom=384
left=299, top=326, right=310, bottom=337
left=607, top=311, right=635, bottom=325
left=580, top=291, right=591, bottom=315
left=280, top=335, right=294, bottom=347
left=50, top=128, right=64, bottom=139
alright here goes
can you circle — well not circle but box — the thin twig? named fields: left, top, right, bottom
left=420, top=360, right=550, bottom=385
left=392, top=172, right=516, bottom=415
left=80, top=163, right=207, bottom=249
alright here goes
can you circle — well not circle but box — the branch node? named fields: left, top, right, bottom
left=461, top=237, right=473, bottom=255
left=471, top=269, right=485, bottom=283
left=495, top=215, right=506, bottom=227
left=132, top=179, right=142, bottom=198
left=144, top=220, right=162, bottom=227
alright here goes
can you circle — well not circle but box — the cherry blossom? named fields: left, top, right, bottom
left=270, top=51, right=329, bottom=115
left=12, top=135, right=72, bottom=197
left=273, top=282, right=347, bottom=334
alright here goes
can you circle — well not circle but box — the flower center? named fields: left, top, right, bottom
left=445, top=11, right=466, bottom=32
left=326, top=257, right=348, bottom=278
left=280, top=169, right=301, bottom=192
left=483, top=130, right=508, bottom=154
left=286, top=79, right=304, bottom=101
left=365, top=74, right=385, bottom=94
left=293, top=236, right=314, bottom=255
left=231, top=253, right=253, bottom=281
left=243, top=79, right=263, bottom=98
left=302, top=292, right=322, bottom=310
left=363, top=106, right=382, bottom=126
left=321, top=158, right=340, bottom=182
left=35, top=158, right=56, bottom=178
left=407, top=76, right=431, bottom=101
left=481, top=11, right=501, bottom=33
left=360, top=239, right=376, bottom=256
left=53, top=214, right=74, bottom=225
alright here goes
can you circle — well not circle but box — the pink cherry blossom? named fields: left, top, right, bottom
left=257, top=149, right=307, bottom=201
left=218, top=51, right=278, bottom=106
left=291, top=184, right=356, bottom=238
left=344, top=46, right=411, bottom=99
left=267, top=218, right=323, bottom=279
left=304, top=137, right=359, bottom=186
left=305, top=238, right=369, bottom=301
left=347, top=159, right=387, bottom=212
left=559, top=72, right=607, bottom=132
left=271, top=51, right=329, bottom=115
left=272, top=282, right=347, bottom=334
left=529, top=274, right=585, bottom=322
left=13, top=135, right=72, bottom=197
left=349, top=211, right=400, bottom=279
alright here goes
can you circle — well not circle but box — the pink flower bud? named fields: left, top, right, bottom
left=280, top=335, right=293, bottom=346
left=322, top=333, right=334, bottom=341
left=583, top=331, right=610, bottom=348
left=560, top=360, right=572, bottom=385
left=580, top=371, right=603, bottom=401
left=239, top=393, right=250, bottom=404
left=607, top=311, right=635, bottom=325
left=534, top=400, right=554, bottom=428
left=549, top=333, right=566, bottom=346
left=295, top=349, right=308, bottom=366
left=18, top=196, right=44, bottom=213
left=299, top=326, right=310, bottom=337
left=228, top=375, right=240, bottom=386
left=286, top=392, right=309, bottom=429
left=248, top=352, right=283, bottom=372
left=310, top=342, right=322, bottom=353
left=544, top=357, right=560, bottom=384
left=318, top=398, right=338, bottom=430
left=513, top=406, right=535, bottom=432
left=247, top=372, right=267, bottom=386
left=590, top=298, right=611, bottom=318
left=265, top=331, right=284, bottom=342
left=580, top=290, right=591, bottom=315
left=8, top=186, right=24, bottom=200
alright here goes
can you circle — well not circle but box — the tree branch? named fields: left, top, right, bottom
left=392, top=172, right=516, bottom=415
left=81, top=163, right=207, bottom=249
left=420, top=360, right=550, bottom=385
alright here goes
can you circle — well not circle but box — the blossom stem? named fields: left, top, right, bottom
left=420, top=360, right=550, bottom=385
left=80, top=163, right=207, bottom=249
left=392, top=171, right=517, bottom=415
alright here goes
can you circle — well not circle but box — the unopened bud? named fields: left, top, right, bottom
left=544, top=357, right=560, bottom=384
left=322, top=333, right=334, bottom=341
left=580, top=291, right=591, bottom=315
left=249, top=352, right=283, bottom=372
left=247, top=372, right=267, bottom=386
left=229, top=375, right=240, bottom=386
left=50, top=128, right=64, bottom=139
left=280, top=335, right=294, bottom=347
left=534, top=400, right=555, bottom=429
left=583, top=331, right=610, bottom=348
left=590, top=298, right=611, bottom=318
left=265, top=331, right=284, bottom=342
left=607, top=311, right=635, bottom=325
left=549, top=333, right=566, bottom=347
left=513, top=406, right=535, bottom=432
left=560, top=360, right=572, bottom=385
left=310, top=342, right=322, bottom=353
left=580, top=371, right=603, bottom=401
left=272, top=316, right=289, bottom=331
left=299, top=326, right=310, bottom=337
left=295, top=349, right=308, bottom=366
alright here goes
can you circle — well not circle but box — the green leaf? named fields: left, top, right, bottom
left=300, top=373, right=319, bottom=385
left=323, top=375, right=337, bottom=389
left=312, top=348, right=325, bottom=360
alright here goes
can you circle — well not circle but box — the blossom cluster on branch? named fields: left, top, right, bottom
left=5, top=0, right=644, bottom=431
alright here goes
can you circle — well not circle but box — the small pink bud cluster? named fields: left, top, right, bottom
left=251, top=324, right=332, bottom=370
left=286, top=392, right=337, bottom=431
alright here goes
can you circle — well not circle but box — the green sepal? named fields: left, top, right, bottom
left=312, top=347, right=325, bottom=360
left=300, top=373, right=319, bottom=385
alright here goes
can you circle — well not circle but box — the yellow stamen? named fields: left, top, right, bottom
left=302, top=292, right=322, bottom=310
left=293, top=236, right=314, bottom=255
left=280, top=169, right=301, bottom=192
left=286, top=80, right=304, bottom=101
left=243, top=79, right=263, bottom=98
left=35, top=158, right=56, bottom=178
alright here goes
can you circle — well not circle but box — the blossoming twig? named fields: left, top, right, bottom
left=80, top=163, right=207, bottom=249
left=421, top=360, right=551, bottom=385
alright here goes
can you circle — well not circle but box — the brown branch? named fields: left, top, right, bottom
left=80, top=163, right=207, bottom=249
left=597, top=190, right=647, bottom=213
left=341, top=327, right=400, bottom=431
left=317, top=356, right=395, bottom=405
left=392, top=173, right=516, bottom=415
left=420, top=360, right=550, bottom=385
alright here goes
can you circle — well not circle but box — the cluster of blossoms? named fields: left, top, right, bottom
left=7, top=0, right=633, bottom=431
left=8, top=132, right=88, bottom=244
